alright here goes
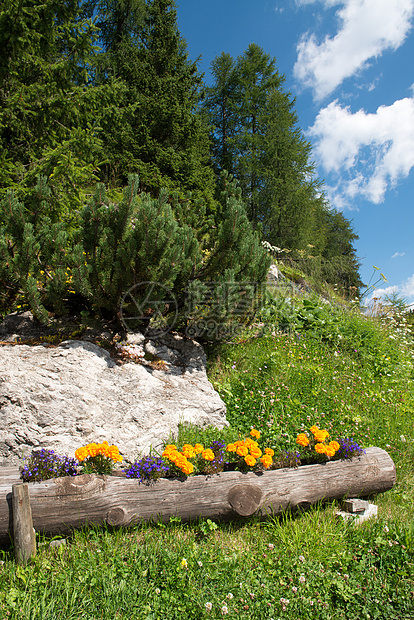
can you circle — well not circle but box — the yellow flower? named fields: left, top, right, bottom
left=250, top=429, right=261, bottom=440
left=201, top=449, right=215, bottom=461
left=329, top=441, right=340, bottom=452
left=264, top=448, right=275, bottom=457
left=194, top=443, right=204, bottom=454
left=226, top=443, right=236, bottom=452
left=310, top=425, right=319, bottom=435
left=325, top=445, right=335, bottom=457
left=315, top=443, right=327, bottom=454
left=245, top=455, right=256, bottom=467
left=260, top=455, right=272, bottom=469
left=296, top=433, right=310, bottom=447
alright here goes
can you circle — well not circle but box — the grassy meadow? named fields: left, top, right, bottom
left=1, top=285, right=414, bottom=619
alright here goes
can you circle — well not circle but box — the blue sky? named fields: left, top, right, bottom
left=176, top=0, right=414, bottom=307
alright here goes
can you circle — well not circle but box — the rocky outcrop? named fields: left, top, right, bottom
left=0, top=319, right=228, bottom=466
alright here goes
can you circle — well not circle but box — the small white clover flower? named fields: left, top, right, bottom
left=221, top=605, right=229, bottom=615
left=155, top=587, right=160, bottom=595
left=299, top=575, right=306, bottom=584
left=226, top=593, right=234, bottom=600
left=198, top=560, right=203, bottom=567
left=268, top=543, right=274, bottom=549
left=384, top=525, right=390, bottom=533
left=205, top=602, right=213, bottom=611
left=299, top=555, right=305, bottom=563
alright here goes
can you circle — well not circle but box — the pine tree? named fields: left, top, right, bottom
left=203, top=53, right=238, bottom=176
left=260, top=87, right=325, bottom=250
left=0, top=0, right=112, bottom=217
left=0, top=177, right=69, bottom=321
left=1, top=174, right=270, bottom=333
left=92, top=0, right=216, bottom=207
left=203, top=43, right=362, bottom=295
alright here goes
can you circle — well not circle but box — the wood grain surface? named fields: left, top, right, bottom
left=0, top=447, right=396, bottom=542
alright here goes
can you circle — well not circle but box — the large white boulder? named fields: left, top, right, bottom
left=0, top=332, right=227, bottom=466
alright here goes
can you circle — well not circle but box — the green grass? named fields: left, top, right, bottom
left=1, top=294, right=414, bottom=619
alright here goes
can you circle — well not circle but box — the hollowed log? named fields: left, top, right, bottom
left=0, top=447, right=396, bottom=543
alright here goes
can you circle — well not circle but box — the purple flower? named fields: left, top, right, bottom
left=20, top=449, right=78, bottom=482
left=337, top=438, right=365, bottom=460
left=124, top=455, right=169, bottom=483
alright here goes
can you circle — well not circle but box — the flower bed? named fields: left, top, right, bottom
left=0, top=424, right=397, bottom=544
left=19, top=425, right=366, bottom=484
left=0, top=445, right=396, bottom=544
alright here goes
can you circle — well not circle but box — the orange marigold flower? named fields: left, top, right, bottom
left=315, top=443, right=327, bottom=454
left=296, top=433, right=310, bottom=447
left=325, top=445, right=335, bottom=457
left=181, top=461, right=194, bottom=475
left=245, top=455, right=256, bottom=467
left=250, top=446, right=262, bottom=459
left=250, top=429, right=261, bottom=439
left=88, top=443, right=100, bottom=457
left=236, top=445, right=249, bottom=457
left=226, top=443, right=236, bottom=452
left=264, top=448, right=275, bottom=457
left=75, top=447, right=88, bottom=462
left=260, top=455, right=273, bottom=469
left=202, top=449, right=215, bottom=461
left=310, top=425, right=319, bottom=435
left=314, top=429, right=329, bottom=443
left=329, top=441, right=340, bottom=452
left=182, top=444, right=196, bottom=459
left=109, top=446, right=123, bottom=462
left=166, top=450, right=180, bottom=463
left=194, top=443, right=204, bottom=454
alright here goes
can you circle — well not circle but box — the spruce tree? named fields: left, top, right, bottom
left=92, top=0, right=216, bottom=207
left=203, top=53, right=238, bottom=176
left=0, top=0, right=112, bottom=218
left=203, top=43, right=362, bottom=295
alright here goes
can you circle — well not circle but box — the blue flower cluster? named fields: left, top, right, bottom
left=20, top=449, right=78, bottom=482
left=204, top=440, right=228, bottom=474
left=337, top=438, right=365, bottom=460
left=281, top=450, right=301, bottom=468
left=124, top=455, right=170, bottom=483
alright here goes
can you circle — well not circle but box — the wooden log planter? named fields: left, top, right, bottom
left=0, top=447, right=396, bottom=547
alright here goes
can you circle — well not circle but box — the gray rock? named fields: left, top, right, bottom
left=0, top=334, right=228, bottom=467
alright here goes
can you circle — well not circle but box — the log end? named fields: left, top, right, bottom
left=228, top=484, right=263, bottom=516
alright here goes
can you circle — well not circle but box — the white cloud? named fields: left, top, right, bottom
left=308, top=96, right=414, bottom=204
left=401, top=274, right=414, bottom=297
left=367, top=274, right=414, bottom=305
left=391, top=251, right=406, bottom=259
left=294, top=0, right=414, bottom=100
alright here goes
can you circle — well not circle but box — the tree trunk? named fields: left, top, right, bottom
left=0, top=447, right=395, bottom=543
